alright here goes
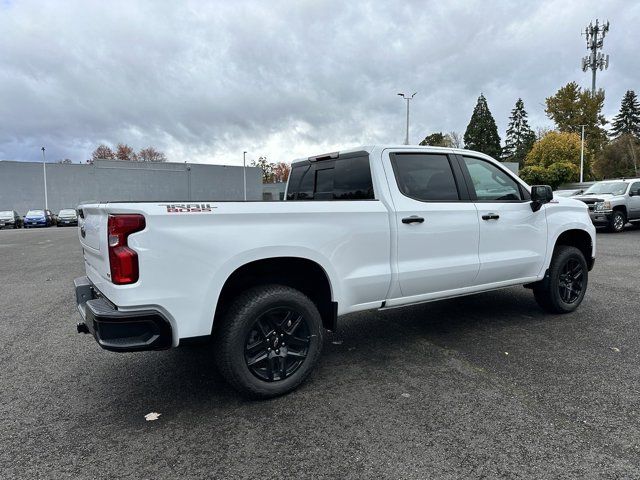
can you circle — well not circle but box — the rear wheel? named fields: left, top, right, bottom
left=533, top=246, right=588, bottom=313
left=608, top=210, right=626, bottom=233
left=214, top=284, right=324, bottom=398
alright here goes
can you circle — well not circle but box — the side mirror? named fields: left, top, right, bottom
left=530, top=185, right=553, bottom=212
left=630, top=189, right=639, bottom=197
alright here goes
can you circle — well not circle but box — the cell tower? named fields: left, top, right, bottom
left=581, top=19, right=610, bottom=95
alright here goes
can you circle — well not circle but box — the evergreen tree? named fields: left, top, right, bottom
left=502, top=98, right=536, bottom=167
left=464, top=94, right=502, bottom=159
left=611, top=90, right=640, bottom=139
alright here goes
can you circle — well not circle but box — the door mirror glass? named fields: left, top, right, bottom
left=530, top=185, right=553, bottom=211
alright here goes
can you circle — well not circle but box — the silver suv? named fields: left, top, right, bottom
left=575, top=179, right=640, bottom=232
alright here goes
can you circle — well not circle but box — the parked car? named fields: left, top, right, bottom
left=554, top=188, right=584, bottom=198
left=0, top=210, right=23, bottom=229
left=74, top=145, right=596, bottom=398
left=574, top=178, right=640, bottom=232
left=23, top=209, right=54, bottom=228
left=57, top=208, right=78, bottom=227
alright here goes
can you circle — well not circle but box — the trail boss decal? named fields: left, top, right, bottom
left=159, top=203, right=216, bottom=213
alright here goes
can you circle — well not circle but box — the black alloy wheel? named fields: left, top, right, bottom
left=557, top=258, right=585, bottom=304
left=214, top=284, right=324, bottom=398
left=244, top=307, right=310, bottom=382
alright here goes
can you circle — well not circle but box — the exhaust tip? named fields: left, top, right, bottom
left=77, top=322, right=90, bottom=334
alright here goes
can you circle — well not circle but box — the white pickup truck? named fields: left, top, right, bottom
left=74, top=145, right=596, bottom=397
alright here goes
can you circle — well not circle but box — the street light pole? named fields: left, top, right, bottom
left=579, top=125, right=586, bottom=183
left=41, top=147, right=48, bottom=210
left=397, top=92, right=417, bottom=145
left=243, top=151, right=247, bottom=201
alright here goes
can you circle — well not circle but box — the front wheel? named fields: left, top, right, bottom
left=608, top=210, right=626, bottom=233
left=214, top=284, right=324, bottom=398
left=533, top=246, right=588, bottom=313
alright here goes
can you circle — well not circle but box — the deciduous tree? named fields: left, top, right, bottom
left=252, top=156, right=275, bottom=183
left=419, top=132, right=452, bottom=147
left=138, top=147, right=167, bottom=162
left=447, top=131, right=463, bottom=148
left=545, top=82, right=608, bottom=153
left=91, top=144, right=115, bottom=162
left=273, top=162, right=291, bottom=183
left=116, top=143, right=138, bottom=161
left=593, top=133, right=639, bottom=178
left=519, top=131, right=582, bottom=188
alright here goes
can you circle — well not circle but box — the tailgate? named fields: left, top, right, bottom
left=78, top=204, right=110, bottom=282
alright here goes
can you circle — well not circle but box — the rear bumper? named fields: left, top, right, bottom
left=589, top=210, right=612, bottom=227
left=74, top=276, right=172, bottom=352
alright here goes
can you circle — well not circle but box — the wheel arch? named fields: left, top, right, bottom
left=212, top=256, right=337, bottom=334
left=553, top=229, right=595, bottom=270
left=612, top=204, right=627, bottom=217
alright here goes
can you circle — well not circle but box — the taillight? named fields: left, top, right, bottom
left=107, top=214, right=145, bottom=285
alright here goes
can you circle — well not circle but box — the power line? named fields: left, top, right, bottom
left=581, top=19, right=610, bottom=95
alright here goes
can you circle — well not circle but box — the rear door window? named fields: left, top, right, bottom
left=287, top=153, right=374, bottom=200
left=390, top=153, right=460, bottom=201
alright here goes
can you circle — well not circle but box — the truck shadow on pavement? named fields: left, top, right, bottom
left=85, top=286, right=556, bottom=418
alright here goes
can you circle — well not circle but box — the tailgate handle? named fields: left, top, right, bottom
left=402, top=216, right=425, bottom=224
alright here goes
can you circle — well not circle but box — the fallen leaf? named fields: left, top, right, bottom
left=609, top=347, right=620, bottom=352
left=144, top=412, right=161, bottom=421
left=504, top=352, right=509, bottom=356
left=401, top=393, right=410, bottom=398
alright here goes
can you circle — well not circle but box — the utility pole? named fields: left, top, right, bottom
left=397, top=92, right=417, bottom=145
left=580, top=126, right=585, bottom=183
left=582, top=19, right=610, bottom=95
left=243, top=151, right=247, bottom=201
left=41, top=147, right=48, bottom=210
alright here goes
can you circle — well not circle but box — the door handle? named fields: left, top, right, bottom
left=481, top=213, right=500, bottom=220
left=402, top=215, right=425, bottom=224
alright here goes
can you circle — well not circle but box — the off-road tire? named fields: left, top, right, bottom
left=533, top=246, right=588, bottom=314
left=214, top=284, right=324, bottom=399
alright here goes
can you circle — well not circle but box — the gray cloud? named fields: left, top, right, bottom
left=1, top=0, right=637, bottom=165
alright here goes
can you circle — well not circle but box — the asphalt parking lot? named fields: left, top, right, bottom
left=1, top=226, right=640, bottom=479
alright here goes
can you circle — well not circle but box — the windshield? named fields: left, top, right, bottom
left=59, top=209, right=76, bottom=216
left=584, top=182, right=628, bottom=196
left=27, top=210, right=45, bottom=216
left=554, top=190, right=579, bottom=197
left=0, top=211, right=13, bottom=219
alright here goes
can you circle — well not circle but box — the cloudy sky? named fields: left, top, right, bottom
left=1, top=0, right=638, bottom=165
